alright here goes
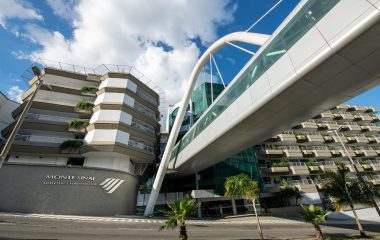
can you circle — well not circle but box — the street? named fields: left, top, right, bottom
left=0, top=214, right=379, bottom=240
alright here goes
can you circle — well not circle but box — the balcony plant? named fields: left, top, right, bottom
left=358, top=159, right=369, bottom=165
left=68, top=119, right=89, bottom=132
left=59, top=140, right=83, bottom=153
left=80, top=86, right=98, bottom=95
left=306, top=161, right=318, bottom=167
left=294, top=131, right=305, bottom=136
left=271, top=161, right=289, bottom=167
left=320, top=132, right=330, bottom=137
left=75, top=101, right=94, bottom=113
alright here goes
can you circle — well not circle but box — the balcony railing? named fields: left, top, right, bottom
left=131, top=120, right=155, bottom=136
left=136, top=89, right=157, bottom=106
left=134, top=102, right=156, bottom=120
left=26, top=113, right=78, bottom=123
left=15, top=134, right=72, bottom=144
left=128, top=137, right=154, bottom=153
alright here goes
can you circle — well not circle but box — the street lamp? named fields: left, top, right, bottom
left=0, top=66, right=44, bottom=168
left=327, top=127, right=380, bottom=216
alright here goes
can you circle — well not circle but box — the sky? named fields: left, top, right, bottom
left=0, top=0, right=379, bottom=110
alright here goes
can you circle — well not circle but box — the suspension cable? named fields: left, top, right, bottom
left=211, top=54, right=226, bottom=88
left=225, top=41, right=255, bottom=55
left=245, top=0, right=284, bottom=32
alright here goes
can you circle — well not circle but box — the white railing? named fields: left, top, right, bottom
left=289, top=162, right=306, bottom=166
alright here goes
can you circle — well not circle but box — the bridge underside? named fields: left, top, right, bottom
left=170, top=2, right=380, bottom=176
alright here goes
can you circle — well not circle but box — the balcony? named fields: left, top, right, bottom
left=294, top=120, right=318, bottom=130
left=136, top=88, right=157, bottom=106
left=323, top=135, right=337, bottom=143
left=306, top=162, right=320, bottom=172
left=312, top=148, right=332, bottom=158
left=277, top=132, right=297, bottom=143
left=344, top=161, right=364, bottom=172
left=354, top=114, right=374, bottom=122
left=282, top=147, right=303, bottom=158
left=261, top=148, right=284, bottom=157
left=317, top=122, right=339, bottom=130
left=370, top=160, right=380, bottom=171
left=319, top=111, right=334, bottom=119
left=128, top=137, right=154, bottom=153
left=315, top=179, right=327, bottom=190
left=26, top=113, right=78, bottom=124
left=348, top=106, right=367, bottom=112
left=340, top=124, right=361, bottom=132
left=334, top=113, right=354, bottom=121
left=363, top=148, right=378, bottom=157
left=264, top=183, right=281, bottom=193
left=330, top=148, right=344, bottom=157
left=367, top=136, right=380, bottom=144
left=290, top=180, right=318, bottom=193
left=371, top=116, right=380, bottom=123
left=364, top=107, right=376, bottom=113
left=301, top=149, right=314, bottom=157
left=319, top=161, right=337, bottom=172
left=289, top=162, right=309, bottom=175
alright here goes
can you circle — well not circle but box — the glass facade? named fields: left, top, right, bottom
left=171, top=0, right=340, bottom=161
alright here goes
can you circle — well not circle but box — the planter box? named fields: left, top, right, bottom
left=269, top=167, right=290, bottom=173
left=290, top=166, right=309, bottom=175
left=308, top=166, right=320, bottom=172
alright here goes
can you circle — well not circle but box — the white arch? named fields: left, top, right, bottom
left=144, top=31, right=270, bottom=216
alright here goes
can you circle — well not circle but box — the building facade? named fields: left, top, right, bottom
left=0, top=92, right=19, bottom=140
left=259, top=104, right=380, bottom=207
left=0, top=67, right=161, bottom=215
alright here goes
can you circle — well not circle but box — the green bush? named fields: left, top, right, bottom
left=80, top=86, right=98, bottom=92
left=320, top=132, right=330, bottom=137
left=68, top=119, right=89, bottom=129
left=294, top=131, right=305, bottom=136
left=359, top=159, right=369, bottom=165
left=59, top=140, right=83, bottom=150
left=271, top=161, right=289, bottom=167
left=306, top=161, right=318, bottom=167
left=75, top=101, right=94, bottom=110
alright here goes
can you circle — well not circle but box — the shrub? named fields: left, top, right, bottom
left=320, top=132, right=330, bottom=137
left=60, top=140, right=83, bottom=150
left=68, top=119, right=89, bottom=129
left=294, top=131, right=305, bottom=136
left=80, top=86, right=98, bottom=93
left=359, top=159, right=369, bottom=165
left=271, top=161, right=289, bottom=167
left=75, top=101, right=94, bottom=110
left=306, top=161, right=318, bottom=167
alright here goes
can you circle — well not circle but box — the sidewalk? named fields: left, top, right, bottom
left=0, top=212, right=379, bottom=225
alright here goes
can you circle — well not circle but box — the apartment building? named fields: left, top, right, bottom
left=259, top=104, right=380, bottom=206
left=0, top=66, right=161, bottom=216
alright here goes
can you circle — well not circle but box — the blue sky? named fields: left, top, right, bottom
left=0, top=0, right=379, bottom=110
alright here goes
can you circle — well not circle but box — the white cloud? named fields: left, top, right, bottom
left=0, top=0, right=43, bottom=28
left=46, top=0, right=78, bottom=22
left=24, top=0, right=236, bottom=104
left=7, top=86, right=23, bottom=103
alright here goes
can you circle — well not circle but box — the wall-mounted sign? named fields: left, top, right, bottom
left=43, top=175, right=124, bottom=194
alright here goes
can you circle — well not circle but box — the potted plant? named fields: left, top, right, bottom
left=75, top=101, right=94, bottom=113
left=80, top=86, right=98, bottom=96
left=59, top=140, right=83, bottom=154
left=68, top=119, right=89, bottom=132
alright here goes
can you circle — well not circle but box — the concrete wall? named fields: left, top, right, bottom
left=0, top=163, right=138, bottom=216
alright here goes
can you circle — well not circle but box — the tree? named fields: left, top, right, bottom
left=300, top=204, right=331, bottom=240
left=279, top=179, right=303, bottom=206
left=138, top=183, right=150, bottom=207
left=224, top=173, right=264, bottom=240
left=159, top=198, right=198, bottom=240
left=322, top=164, right=367, bottom=238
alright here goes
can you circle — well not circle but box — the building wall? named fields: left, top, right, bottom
left=0, top=92, right=19, bottom=137
left=0, top=163, right=138, bottom=216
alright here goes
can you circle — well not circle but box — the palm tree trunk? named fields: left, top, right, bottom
left=313, top=224, right=323, bottom=240
left=179, top=224, right=188, bottom=240
left=252, top=201, right=264, bottom=240
left=344, top=182, right=367, bottom=238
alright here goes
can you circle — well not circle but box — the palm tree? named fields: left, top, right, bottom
left=300, top=204, right=331, bottom=240
left=138, top=183, right=150, bottom=207
left=279, top=179, right=303, bottom=206
left=159, top=198, right=198, bottom=240
left=323, top=164, right=367, bottom=238
left=224, top=173, right=264, bottom=240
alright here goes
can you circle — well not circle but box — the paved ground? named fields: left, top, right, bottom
left=0, top=213, right=379, bottom=240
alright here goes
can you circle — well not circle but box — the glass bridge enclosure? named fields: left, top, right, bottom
left=170, top=0, right=340, bottom=162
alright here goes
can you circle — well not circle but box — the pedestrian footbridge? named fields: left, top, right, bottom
left=169, top=0, right=380, bottom=175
